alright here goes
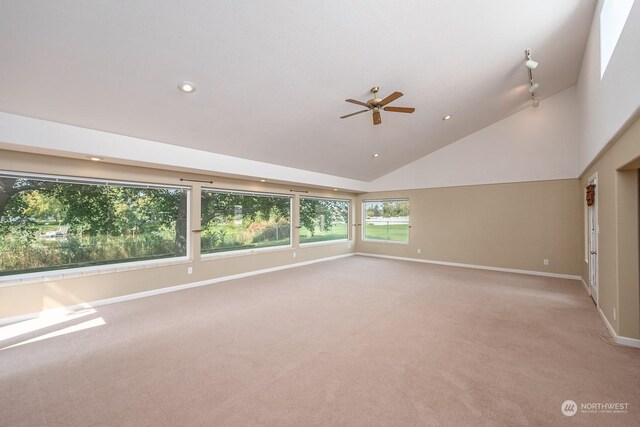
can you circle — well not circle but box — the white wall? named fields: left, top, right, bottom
left=577, top=0, right=640, bottom=171
left=369, top=86, right=580, bottom=191
left=0, top=112, right=370, bottom=193
left=370, top=0, right=640, bottom=192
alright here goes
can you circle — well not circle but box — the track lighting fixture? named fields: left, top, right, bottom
left=524, top=49, right=540, bottom=108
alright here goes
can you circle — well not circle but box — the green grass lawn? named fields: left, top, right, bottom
left=299, top=223, right=348, bottom=244
left=363, top=223, right=409, bottom=242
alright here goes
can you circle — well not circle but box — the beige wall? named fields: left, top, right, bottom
left=356, top=179, right=583, bottom=276
left=580, top=116, right=640, bottom=339
left=0, top=150, right=356, bottom=319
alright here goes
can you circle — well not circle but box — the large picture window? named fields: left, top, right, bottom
left=299, top=197, right=349, bottom=244
left=363, top=199, right=409, bottom=242
left=201, top=190, right=291, bottom=254
left=0, top=172, right=189, bottom=276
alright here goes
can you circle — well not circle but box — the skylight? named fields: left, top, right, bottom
left=600, top=0, right=636, bottom=78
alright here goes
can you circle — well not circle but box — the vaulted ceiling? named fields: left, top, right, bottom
left=0, top=1, right=596, bottom=181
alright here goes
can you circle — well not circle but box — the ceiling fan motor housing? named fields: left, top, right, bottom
left=367, top=98, right=383, bottom=108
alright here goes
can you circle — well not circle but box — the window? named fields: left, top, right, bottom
left=600, top=0, right=636, bottom=78
left=299, top=197, right=349, bottom=244
left=363, top=199, right=409, bottom=243
left=0, top=172, right=189, bottom=276
left=201, top=190, right=291, bottom=254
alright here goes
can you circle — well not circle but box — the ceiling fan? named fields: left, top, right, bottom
left=340, top=86, right=415, bottom=125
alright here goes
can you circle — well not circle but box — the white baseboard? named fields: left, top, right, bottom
left=598, top=307, right=640, bottom=349
left=354, top=253, right=582, bottom=280
left=0, top=253, right=354, bottom=327
left=580, top=277, right=590, bottom=295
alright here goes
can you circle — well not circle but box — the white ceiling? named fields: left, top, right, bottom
left=0, top=1, right=596, bottom=181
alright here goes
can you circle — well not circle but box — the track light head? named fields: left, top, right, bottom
left=525, top=59, right=538, bottom=70
left=528, top=82, right=540, bottom=93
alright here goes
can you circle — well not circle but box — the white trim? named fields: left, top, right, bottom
left=360, top=239, right=409, bottom=245
left=0, top=253, right=354, bottom=326
left=201, top=187, right=293, bottom=199
left=354, top=253, right=582, bottom=280
left=299, top=239, right=350, bottom=248
left=0, top=169, right=190, bottom=189
left=201, top=244, right=293, bottom=260
left=587, top=171, right=599, bottom=305
left=580, top=276, right=591, bottom=295
left=598, top=307, right=640, bottom=349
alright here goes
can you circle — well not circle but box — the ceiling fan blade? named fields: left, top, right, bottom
left=379, top=91, right=403, bottom=106
left=345, top=99, right=370, bottom=108
left=383, top=106, right=415, bottom=113
left=340, top=109, right=369, bottom=119
left=373, top=110, right=382, bottom=125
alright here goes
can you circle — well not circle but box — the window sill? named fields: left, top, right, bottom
left=361, top=239, right=409, bottom=245
left=201, top=244, right=293, bottom=261
left=299, top=239, right=350, bottom=248
left=0, top=256, right=191, bottom=288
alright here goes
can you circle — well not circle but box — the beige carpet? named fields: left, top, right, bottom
left=1, top=256, right=639, bottom=426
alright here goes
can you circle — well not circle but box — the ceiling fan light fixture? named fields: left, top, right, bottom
left=178, top=81, right=196, bottom=93
left=341, top=87, right=415, bottom=125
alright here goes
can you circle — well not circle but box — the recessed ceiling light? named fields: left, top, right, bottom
left=178, top=81, right=196, bottom=93
left=259, top=179, right=266, bottom=182
left=442, top=115, right=452, bottom=120
left=87, top=156, right=102, bottom=161
left=372, top=153, right=379, bottom=158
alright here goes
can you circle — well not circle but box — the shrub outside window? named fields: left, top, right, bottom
left=363, top=199, right=409, bottom=242
left=201, top=190, right=291, bottom=254
left=0, top=172, right=189, bottom=276
left=299, top=197, right=349, bottom=244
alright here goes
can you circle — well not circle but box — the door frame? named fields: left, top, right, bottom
left=587, top=172, right=599, bottom=306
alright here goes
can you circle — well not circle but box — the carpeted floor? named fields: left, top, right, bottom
left=1, top=256, right=639, bottom=426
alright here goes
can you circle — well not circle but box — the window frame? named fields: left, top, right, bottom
left=298, top=196, right=351, bottom=247
left=361, top=198, right=410, bottom=245
left=0, top=170, right=191, bottom=285
left=200, top=187, right=293, bottom=258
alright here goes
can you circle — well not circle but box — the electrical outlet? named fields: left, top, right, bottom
left=543, top=259, right=549, bottom=265
left=417, top=248, right=422, bottom=254
left=293, top=252, right=296, bottom=258
left=187, top=267, right=193, bottom=275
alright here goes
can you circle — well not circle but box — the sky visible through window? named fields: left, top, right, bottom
left=600, top=0, right=635, bottom=78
